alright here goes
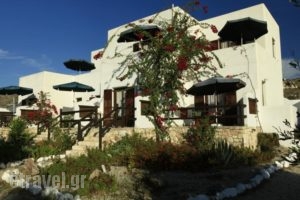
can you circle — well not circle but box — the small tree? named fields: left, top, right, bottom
left=114, top=4, right=222, bottom=141
left=27, top=91, right=58, bottom=129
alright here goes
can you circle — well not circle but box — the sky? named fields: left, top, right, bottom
left=0, top=0, right=299, bottom=86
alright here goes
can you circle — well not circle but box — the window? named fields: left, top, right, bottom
left=210, top=40, right=219, bottom=51
left=248, top=98, right=257, bottom=114
left=272, top=38, right=276, bottom=58
left=133, top=43, right=141, bottom=52
left=141, top=100, right=151, bottom=115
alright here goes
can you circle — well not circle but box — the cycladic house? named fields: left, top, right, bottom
left=18, top=3, right=297, bottom=133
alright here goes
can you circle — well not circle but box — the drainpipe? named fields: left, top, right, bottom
left=262, top=79, right=267, bottom=106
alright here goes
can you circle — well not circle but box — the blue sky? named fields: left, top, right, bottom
left=0, top=0, right=299, bottom=86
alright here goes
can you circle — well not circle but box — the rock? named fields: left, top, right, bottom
left=74, top=194, right=81, bottom=200
left=250, top=174, right=264, bottom=186
left=27, top=184, right=42, bottom=195
left=260, top=169, right=270, bottom=179
left=89, top=168, right=102, bottom=181
left=36, top=157, right=45, bottom=163
left=9, top=161, right=23, bottom=167
left=42, top=187, right=59, bottom=198
left=281, top=160, right=290, bottom=168
left=236, top=183, right=246, bottom=194
left=20, top=158, right=40, bottom=176
left=266, top=165, right=276, bottom=174
left=219, top=187, right=238, bottom=198
left=1, top=170, right=12, bottom=183
left=275, top=160, right=283, bottom=169
left=60, top=154, right=66, bottom=159
left=58, top=193, right=74, bottom=200
left=245, top=183, right=253, bottom=190
left=101, top=164, right=107, bottom=174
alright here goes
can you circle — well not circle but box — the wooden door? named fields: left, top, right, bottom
left=113, top=87, right=135, bottom=127
left=103, top=89, right=112, bottom=126
left=125, top=88, right=135, bottom=127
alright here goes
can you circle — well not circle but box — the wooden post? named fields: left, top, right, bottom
left=77, top=121, right=82, bottom=141
left=60, top=109, right=63, bottom=128
left=99, top=113, right=102, bottom=151
left=47, top=126, right=50, bottom=141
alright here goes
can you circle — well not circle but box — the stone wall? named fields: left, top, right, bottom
left=101, top=126, right=259, bottom=149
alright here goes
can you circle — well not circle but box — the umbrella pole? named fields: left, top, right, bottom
left=215, top=93, right=218, bottom=125
left=13, top=96, right=15, bottom=114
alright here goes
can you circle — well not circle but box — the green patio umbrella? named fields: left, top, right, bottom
left=53, top=81, right=95, bottom=106
left=53, top=81, right=95, bottom=92
left=187, top=77, right=246, bottom=124
left=218, top=17, right=268, bottom=44
left=117, top=25, right=161, bottom=42
left=64, top=59, right=95, bottom=73
left=0, top=85, right=33, bottom=113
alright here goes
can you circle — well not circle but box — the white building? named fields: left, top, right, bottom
left=18, top=3, right=297, bottom=133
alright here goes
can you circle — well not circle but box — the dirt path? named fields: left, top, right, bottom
left=234, top=165, right=300, bottom=200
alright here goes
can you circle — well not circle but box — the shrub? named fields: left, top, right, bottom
left=183, top=117, right=216, bottom=150
left=256, top=133, right=280, bottom=162
left=41, top=150, right=116, bottom=196
left=0, top=118, right=33, bottom=163
left=29, top=127, right=75, bottom=159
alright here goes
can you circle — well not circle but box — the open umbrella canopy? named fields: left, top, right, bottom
left=218, top=17, right=268, bottom=44
left=117, top=25, right=161, bottom=42
left=0, top=86, right=33, bottom=96
left=64, top=59, right=95, bottom=72
left=53, top=81, right=95, bottom=92
left=187, top=77, right=246, bottom=96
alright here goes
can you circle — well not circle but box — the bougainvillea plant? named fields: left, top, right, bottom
left=115, top=3, right=222, bottom=142
left=27, top=91, right=58, bottom=128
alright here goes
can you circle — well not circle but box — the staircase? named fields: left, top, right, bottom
left=65, top=128, right=99, bottom=157
left=65, top=127, right=134, bottom=157
left=33, top=131, right=49, bottom=143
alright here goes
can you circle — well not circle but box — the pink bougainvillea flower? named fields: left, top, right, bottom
left=155, top=115, right=164, bottom=128
left=210, top=25, right=218, bottom=33
left=177, top=56, right=188, bottom=71
left=93, top=51, right=103, bottom=60
left=163, top=44, right=176, bottom=52
left=169, top=104, right=179, bottom=112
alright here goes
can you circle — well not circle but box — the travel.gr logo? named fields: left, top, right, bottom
left=8, top=171, right=86, bottom=190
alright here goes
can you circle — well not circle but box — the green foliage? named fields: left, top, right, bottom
left=183, top=117, right=216, bottom=150
left=41, top=149, right=115, bottom=196
left=275, top=119, right=300, bottom=163
left=29, top=128, right=75, bottom=159
left=257, top=133, right=279, bottom=152
left=105, top=133, right=156, bottom=166
left=0, top=118, right=33, bottom=163
left=212, top=140, right=235, bottom=167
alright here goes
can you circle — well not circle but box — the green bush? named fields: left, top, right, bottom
left=29, top=127, right=75, bottom=159
left=257, top=133, right=279, bottom=152
left=183, top=117, right=216, bottom=150
left=256, top=133, right=279, bottom=162
left=0, top=118, right=33, bottom=163
left=41, top=150, right=115, bottom=196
